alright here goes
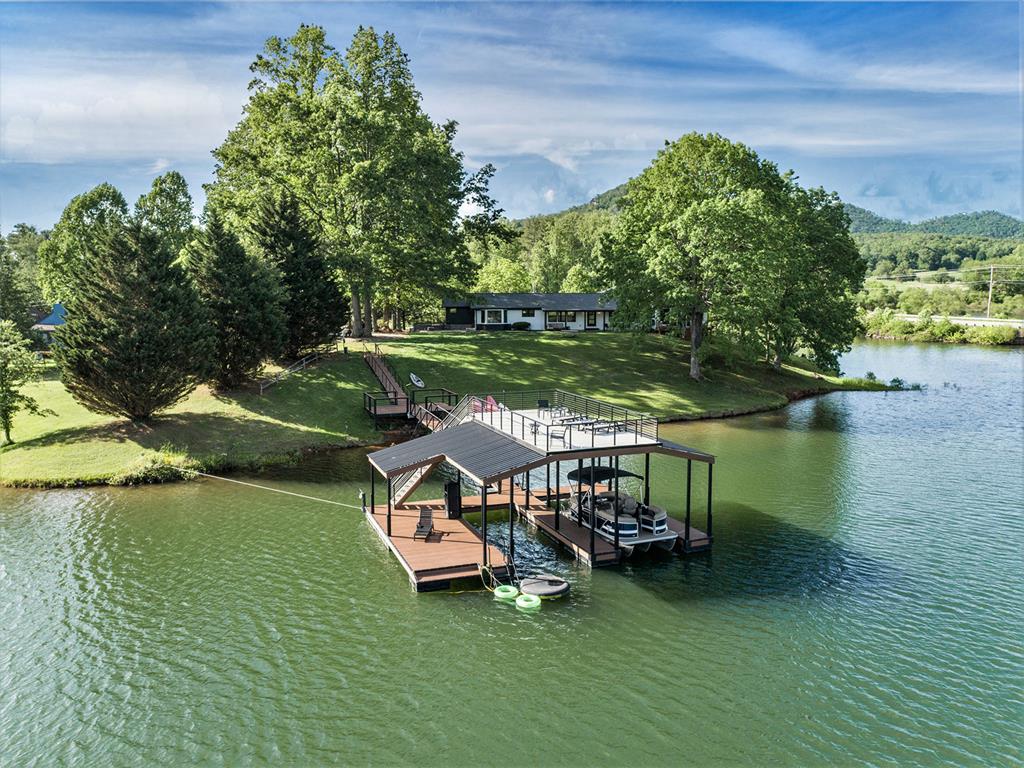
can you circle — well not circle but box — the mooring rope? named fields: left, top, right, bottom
left=182, top=469, right=366, bottom=510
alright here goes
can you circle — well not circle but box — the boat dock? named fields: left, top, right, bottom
left=362, top=387, right=716, bottom=591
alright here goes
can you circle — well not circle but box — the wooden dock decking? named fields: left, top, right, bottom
left=367, top=482, right=709, bottom=590
left=366, top=504, right=508, bottom=592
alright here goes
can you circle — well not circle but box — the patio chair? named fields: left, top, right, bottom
left=537, top=398, right=550, bottom=418
left=549, top=425, right=567, bottom=444
left=414, top=507, right=433, bottom=540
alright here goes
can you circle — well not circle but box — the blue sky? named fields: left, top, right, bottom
left=0, top=1, right=1019, bottom=231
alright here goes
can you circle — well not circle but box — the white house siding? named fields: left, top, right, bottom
left=472, top=306, right=613, bottom=330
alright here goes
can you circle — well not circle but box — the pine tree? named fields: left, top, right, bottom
left=250, top=192, right=344, bottom=359
left=187, top=211, right=286, bottom=389
left=53, top=221, right=213, bottom=421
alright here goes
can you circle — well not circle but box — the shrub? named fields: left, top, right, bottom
left=511, top=321, right=531, bottom=331
left=963, top=325, right=1019, bottom=346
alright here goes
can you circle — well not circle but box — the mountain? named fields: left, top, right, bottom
left=844, top=204, right=1023, bottom=238
left=562, top=187, right=1023, bottom=239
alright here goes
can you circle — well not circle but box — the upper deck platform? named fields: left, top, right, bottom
left=456, top=388, right=661, bottom=455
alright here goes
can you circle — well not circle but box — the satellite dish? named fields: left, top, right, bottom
left=409, top=372, right=425, bottom=388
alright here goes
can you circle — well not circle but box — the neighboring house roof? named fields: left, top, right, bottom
left=31, top=303, right=66, bottom=331
left=443, top=293, right=617, bottom=311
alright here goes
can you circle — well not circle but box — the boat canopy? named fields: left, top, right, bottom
left=566, top=466, right=643, bottom=485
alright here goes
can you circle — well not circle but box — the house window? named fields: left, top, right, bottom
left=585, top=311, right=597, bottom=327
left=521, top=309, right=535, bottom=317
left=547, top=311, right=576, bottom=324
left=484, top=309, right=503, bottom=324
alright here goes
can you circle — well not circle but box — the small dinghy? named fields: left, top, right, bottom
left=409, top=372, right=425, bottom=388
left=518, top=574, right=570, bottom=599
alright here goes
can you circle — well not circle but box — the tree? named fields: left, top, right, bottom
left=250, top=192, right=346, bottom=358
left=209, top=24, right=502, bottom=337
left=0, top=240, right=33, bottom=334
left=0, top=320, right=51, bottom=445
left=5, top=224, right=48, bottom=303
left=187, top=211, right=286, bottom=389
left=53, top=221, right=212, bottom=421
left=603, top=133, right=787, bottom=379
left=38, top=183, right=128, bottom=303
left=474, top=257, right=531, bottom=293
left=135, top=171, right=196, bottom=260
left=561, top=262, right=601, bottom=293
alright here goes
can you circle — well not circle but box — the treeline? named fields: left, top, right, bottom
left=856, top=232, right=1022, bottom=276
left=1, top=24, right=512, bottom=432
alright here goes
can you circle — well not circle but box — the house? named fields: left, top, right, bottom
left=443, top=293, right=617, bottom=331
left=30, top=303, right=66, bottom=343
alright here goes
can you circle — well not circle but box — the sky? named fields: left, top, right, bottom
left=0, top=1, right=1020, bottom=232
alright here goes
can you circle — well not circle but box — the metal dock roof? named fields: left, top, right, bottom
left=367, top=421, right=546, bottom=485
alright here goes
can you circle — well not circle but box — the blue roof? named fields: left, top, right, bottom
left=38, top=303, right=66, bottom=326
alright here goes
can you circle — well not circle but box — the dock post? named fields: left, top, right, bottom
left=555, top=461, right=561, bottom=530
left=545, top=463, right=550, bottom=507
left=482, top=485, right=489, bottom=567
left=685, top=459, right=692, bottom=552
left=370, top=464, right=375, bottom=511
left=386, top=476, right=392, bottom=537
left=643, top=454, right=650, bottom=506
left=508, top=482, right=515, bottom=563
left=706, top=463, right=713, bottom=538
left=613, top=455, right=620, bottom=549
left=589, top=459, right=596, bottom=559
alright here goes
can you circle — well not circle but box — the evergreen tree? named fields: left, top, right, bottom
left=53, top=221, right=212, bottom=421
left=0, top=320, right=51, bottom=445
left=188, top=211, right=286, bottom=389
left=250, top=192, right=344, bottom=359
left=0, top=241, right=33, bottom=334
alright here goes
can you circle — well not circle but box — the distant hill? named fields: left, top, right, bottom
left=844, top=204, right=1023, bottom=238
left=567, top=187, right=1024, bottom=239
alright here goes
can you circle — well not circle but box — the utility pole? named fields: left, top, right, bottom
left=986, top=265, right=995, bottom=318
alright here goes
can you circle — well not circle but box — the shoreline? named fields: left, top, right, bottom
left=1, top=379, right=886, bottom=490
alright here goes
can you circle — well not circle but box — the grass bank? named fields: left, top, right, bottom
left=0, top=353, right=380, bottom=487
left=3, top=332, right=887, bottom=488
left=379, top=332, right=887, bottom=421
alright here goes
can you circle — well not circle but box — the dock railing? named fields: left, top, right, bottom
left=459, top=388, right=659, bottom=451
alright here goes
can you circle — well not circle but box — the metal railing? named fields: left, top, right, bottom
left=461, top=390, right=659, bottom=452
left=258, top=343, right=336, bottom=395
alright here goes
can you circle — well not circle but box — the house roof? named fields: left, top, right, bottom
left=443, top=293, right=617, bottom=311
left=368, top=421, right=545, bottom=484
left=31, top=303, right=66, bottom=331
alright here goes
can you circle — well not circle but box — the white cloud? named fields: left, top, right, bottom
left=543, top=188, right=556, bottom=204
left=148, top=157, right=172, bottom=174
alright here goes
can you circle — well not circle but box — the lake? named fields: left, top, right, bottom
left=2, top=341, right=1021, bottom=765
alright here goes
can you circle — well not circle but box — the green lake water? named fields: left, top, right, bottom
left=2, top=341, right=1022, bottom=766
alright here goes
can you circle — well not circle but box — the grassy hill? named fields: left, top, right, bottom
left=1, top=333, right=884, bottom=487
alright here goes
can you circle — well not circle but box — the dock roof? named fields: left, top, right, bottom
left=368, top=421, right=545, bottom=485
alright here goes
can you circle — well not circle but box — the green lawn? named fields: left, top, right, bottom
left=2, top=332, right=881, bottom=487
left=1, top=353, right=381, bottom=487
left=380, top=332, right=875, bottom=419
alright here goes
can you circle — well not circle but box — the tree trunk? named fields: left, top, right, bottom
left=2, top=423, right=11, bottom=446
left=350, top=285, right=364, bottom=338
left=362, top=284, right=374, bottom=337
left=771, top=351, right=782, bottom=371
left=689, top=309, right=703, bottom=381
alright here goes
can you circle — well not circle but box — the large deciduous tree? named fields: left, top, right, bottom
left=0, top=241, right=33, bottom=334
left=187, top=211, right=286, bottom=389
left=135, top=171, right=196, bottom=260
left=38, top=183, right=129, bottom=303
left=601, top=132, right=863, bottom=378
left=0, top=319, right=51, bottom=445
left=250, top=192, right=346, bottom=358
left=208, top=24, right=501, bottom=337
left=53, top=222, right=212, bottom=421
